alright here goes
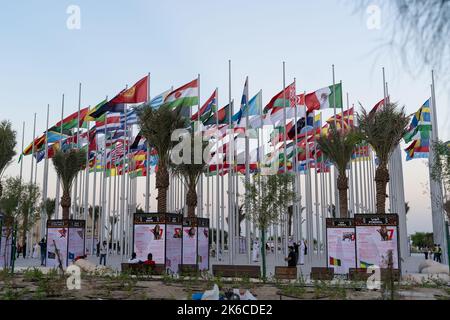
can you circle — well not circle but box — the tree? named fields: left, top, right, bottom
left=41, top=198, right=56, bottom=220
left=431, top=140, right=450, bottom=193
left=317, top=124, right=362, bottom=217
left=0, top=176, right=40, bottom=252
left=52, top=149, right=86, bottom=219
left=243, top=173, right=296, bottom=279
left=357, top=103, right=410, bottom=213
left=170, top=131, right=208, bottom=217
left=287, top=205, right=305, bottom=237
left=0, top=120, right=17, bottom=198
left=138, top=105, right=186, bottom=213
left=410, top=232, right=434, bottom=249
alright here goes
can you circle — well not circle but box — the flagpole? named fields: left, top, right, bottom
left=73, top=83, right=82, bottom=218
left=55, top=94, right=65, bottom=219
left=145, top=72, right=151, bottom=212
left=91, top=142, right=98, bottom=255
left=227, top=60, right=234, bottom=264
left=429, top=71, right=447, bottom=264
left=40, top=105, right=50, bottom=238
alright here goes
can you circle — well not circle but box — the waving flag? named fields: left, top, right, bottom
left=162, top=78, right=199, bottom=116
left=403, top=99, right=432, bottom=161
left=297, top=83, right=343, bottom=112
left=149, top=89, right=172, bottom=109
left=264, top=82, right=296, bottom=114
left=110, top=75, right=149, bottom=104
left=203, top=101, right=232, bottom=126
left=192, top=90, right=217, bottom=122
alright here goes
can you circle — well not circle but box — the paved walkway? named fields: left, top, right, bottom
left=10, top=252, right=431, bottom=276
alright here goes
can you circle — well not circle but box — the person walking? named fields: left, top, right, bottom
left=22, top=238, right=27, bottom=259
left=298, top=240, right=305, bottom=265
left=252, top=238, right=259, bottom=262
left=423, top=247, right=429, bottom=260
left=285, top=246, right=297, bottom=267
left=38, top=238, right=47, bottom=266
left=96, top=241, right=100, bottom=257
left=293, top=242, right=300, bottom=264
left=99, top=241, right=107, bottom=266
left=436, top=244, right=442, bottom=263
left=432, top=244, right=438, bottom=261
left=32, top=242, right=39, bottom=259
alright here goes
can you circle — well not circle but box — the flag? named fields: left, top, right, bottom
left=203, top=101, right=232, bottom=126
left=109, top=75, right=149, bottom=104
left=232, top=77, right=249, bottom=124
left=404, top=99, right=432, bottom=143
left=191, top=90, right=217, bottom=122
left=297, top=83, right=343, bottom=112
left=50, top=107, right=90, bottom=132
left=85, top=99, right=108, bottom=122
left=329, top=257, right=342, bottom=267
left=149, top=89, right=172, bottom=109
left=360, top=260, right=374, bottom=268
left=162, top=78, right=199, bottom=116
left=96, top=113, right=123, bottom=133
left=263, top=82, right=296, bottom=114
left=88, top=101, right=126, bottom=119
left=369, top=96, right=389, bottom=116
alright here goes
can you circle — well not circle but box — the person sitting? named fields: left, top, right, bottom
left=143, top=253, right=155, bottom=266
left=128, top=252, right=141, bottom=264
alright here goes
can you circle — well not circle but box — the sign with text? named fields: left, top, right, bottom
left=326, top=218, right=356, bottom=274
left=354, top=214, right=400, bottom=269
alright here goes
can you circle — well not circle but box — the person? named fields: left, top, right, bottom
left=285, top=246, right=297, bottom=267
left=304, top=240, right=308, bottom=256
left=128, top=252, right=140, bottom=264
left=428, top=247, right=433, bottom=260
left=423, top=247, right=429, bottom=260
left=99, top=241, right=107, bottom=266
left=298, top=240, right=305, bottom=265
left=96, top=241, right=100, bottom=257
left=152, top=224, right=162, bottom=240
left=432, top=244, right=438, bottom=261
left=293, top=242, right=300, bottom=264
left=143, top=253, right=155, bottom=266
left=38, top=238, right=47, bottom=266
left=252, top=239, right=259, bottom=262
left=32, top=242, right=39, bottom=259
left=436, top=244, right=442, bottom=263
left=16, top=243, right=21, bottom=258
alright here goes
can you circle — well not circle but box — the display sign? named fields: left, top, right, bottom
left=165, top=221, right=182, bottom=274
left=133, top=213, right=166, bottom=263
left=197, top=218, right=210, bottom=271
left=354, top=214, right=400, bottom=269
left=325, top=218, right=356, bottom=274
left=0, top=225, right=12, bottom=269
left=46, top=220, right=69, bottom=268
left=68, top=223, right=85, bottom=262
left=182, top=217, right=198, bottom=265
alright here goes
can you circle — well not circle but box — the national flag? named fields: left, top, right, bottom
left=403, top=99, right=432, bottom=143
left=232, top=77, right=249, bottom=124
left=369, top=96, right=389, bottom=116
left=85, top=99, right=108, bottom=122
left=246, top=90, right=262, bottom=117
left=263, top=82, right=296, bottom=114
left=109, top=75, right=149, bottom=104
left=360, top=260, right=374, bottom=268
left=149, top=89, right=172, bottom=109
left=96, top=113, right=123, bottom=133
left=203, top=101, right=232, bottom=126
left=162, top=78, right=199, bottom=116
left=297, top=83, right=343, bottom=112
left=192, top=90, right=217, bottom=122
left=50, top=107, right=90, bottom=132
left=329, top=257, right=342, bottom=267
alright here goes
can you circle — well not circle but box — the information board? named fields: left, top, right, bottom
left=326, top=218, right=356, bottom=274
left=182, top=217, right=198, bottom=265
left=165, top=214, right=182, bottom=274
left=355, top=214, right=400, bottom=269
left=197, top=218, right=210, bottom=271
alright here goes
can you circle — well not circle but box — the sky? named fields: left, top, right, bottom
left=0, top=0, right=449, bottom=235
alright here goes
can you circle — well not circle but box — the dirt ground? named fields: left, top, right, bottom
left=0, top=269, right=449, bottom=300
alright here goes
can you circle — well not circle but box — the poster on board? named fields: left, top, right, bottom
left=165, top=214, right=182, bottom=274
left=197, top=218, right=209, bottom=271
left=182, top=217, right=197, bottom=265
left=67, top=221, right=85, bottom=262
left=0, top=226, right=12, bottom=269
left=355, top=214, right=400, bottom=269
left=46, top=221, right=69, bottom=267
left=133, top=213, right=166, bottom=263
left=326, top=218, right=356, bottom=274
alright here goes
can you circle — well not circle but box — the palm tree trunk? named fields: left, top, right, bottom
left=61, top=191, right=71, bottom=220
left=156, top=165, right=169, bottom=213
left=186, top=185, right=197, bottom=218
left=260, top=228, right=266, bottom=280
left=375, top=163, right=389, bottom=214
left=337, top=173, right=349, bottom=218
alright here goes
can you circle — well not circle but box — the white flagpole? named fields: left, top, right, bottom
left=215, top=88, right=221, bottom=261
left=41, top=105, right=50, bottom=237
left=73, top=83, right=82, bottom=218
left=228, top=60, right=234, bottom=264
left=429, top=71, right=447, bottom=263
left=55, top=95, right=65, bottom=219
left=313, top=111, right=321, bottom=256
left=145, top=73, right=151, bottom=212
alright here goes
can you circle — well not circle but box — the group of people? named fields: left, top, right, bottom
left=127, top=252, right=155, bottom=266
left=422, top=244, right=443, bottom=263
left=13, top=238, right=47, bottom=266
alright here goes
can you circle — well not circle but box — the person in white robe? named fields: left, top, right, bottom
left=252, top=239, right=259, bottom=262
left=298, top=239, right=305, bottom=265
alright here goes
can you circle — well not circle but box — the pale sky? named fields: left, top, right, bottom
left=1, top=0, right=449, bottom=235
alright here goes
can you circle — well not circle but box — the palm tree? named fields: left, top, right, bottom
left=52, top=149, right=86, bottom=219
left=317, top=124, right=362, bottom=218
left=0, top=120, right=17, bottom=198
left=138, top=105, right=186, bottom=213
left=170, top=132, right=208, bottom=217
left=358, top=103, right=410, bottom=213
left=41, top=198, right=56, bottom=220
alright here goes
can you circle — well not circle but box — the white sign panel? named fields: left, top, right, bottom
left=326, top=227, right=356, bottom=274
left=182, top=226, right=197, bottom=265
left=166, top=224, right=182, bottom=274
left=47, top=227, right=68, bottom=267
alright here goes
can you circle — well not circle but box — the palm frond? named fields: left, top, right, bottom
left=52, top=149, right=86, bottom=194
left=0, top=120, right=17, bottom=178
